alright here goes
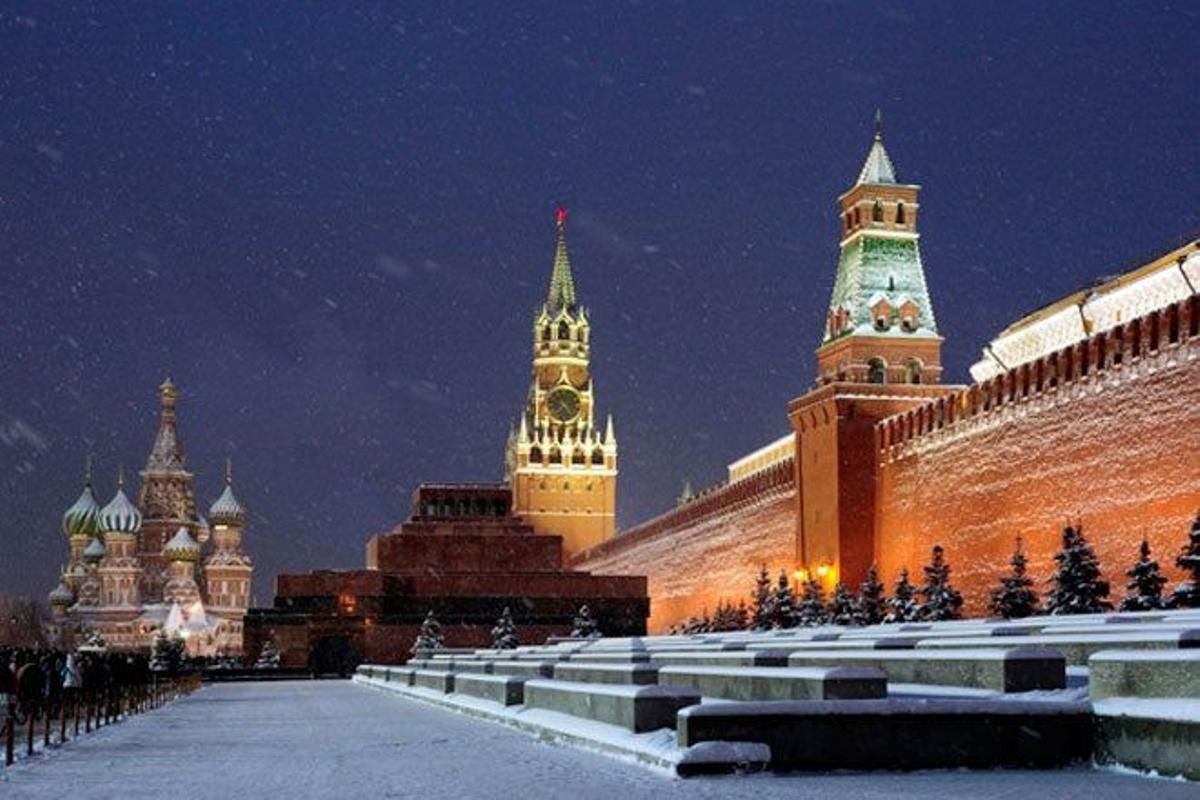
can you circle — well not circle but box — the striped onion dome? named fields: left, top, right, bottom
left=163, top=527, right=201, bottom=562
left=208, top=484, right=246, bottom=525
left=98, top=476, right=142, bottom=534
left=49, top=582, right=74, bottom=606
left=63, top=482, right=102, bottom=538
left=208, top=459, right=246, bottom=525
left=83, top=537, right=106, bottom=562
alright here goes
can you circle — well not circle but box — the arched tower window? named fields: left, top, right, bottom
left=548, top=448, right=562, bottom=465
left=557, top=321, right=570, bottom=340
left=541, top=325, right=551, bottom=341
left=868, top=358, right=887, bottom=384
left=528, top=446, right=542, bottom=463
left=591, top=448, right=604, bottom=465
left=872, top=200, right=884, bottom=222
left=896, top=201, right=906, bottom=225
left=906, top=359, right=923, bottom=384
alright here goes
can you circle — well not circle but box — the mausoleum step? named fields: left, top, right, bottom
left=523, top=679, right=700, bottom=733
left=552, top=662, right=659, bottom=685
left=452, top=673, right=528, bottom=706
left=657, top=665, right=886, bottom=702
left=453, top=660, right=497, bottom=674
left=678, top=699, right=1092, bottom=771
left=785, top=647, right=1065, bottom=693
left=1089, top=649, right=1200, bottom=699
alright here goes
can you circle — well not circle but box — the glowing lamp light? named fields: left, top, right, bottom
left=815, top=564, right=830, bottom=578
left=793, top=569, right=808, bottom=582
left=556, top=206, right=568, bottom=226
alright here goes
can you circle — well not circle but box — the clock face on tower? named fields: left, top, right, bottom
left=546, top=387, right=581, bottom=422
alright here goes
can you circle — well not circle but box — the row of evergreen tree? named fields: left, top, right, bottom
left=409, top=604, right=602, bottom=654
left=674, top=513, right=1200, bottom=632
left=989, top=515, right=1200, bottom=617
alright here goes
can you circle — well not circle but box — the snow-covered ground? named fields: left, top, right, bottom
left=1, top=681, right=1196, bottom=799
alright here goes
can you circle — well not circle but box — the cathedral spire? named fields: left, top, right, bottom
left=546, top=207, right=577, bottom=314
left=144, top=377, right=186, bottom=473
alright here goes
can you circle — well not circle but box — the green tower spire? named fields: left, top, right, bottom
left=546, top=207, right=577, bottom=314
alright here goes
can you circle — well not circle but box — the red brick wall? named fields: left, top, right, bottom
left=876, top=299, right=1200, bottom=615
left=574, top=459, right=797, bottom=633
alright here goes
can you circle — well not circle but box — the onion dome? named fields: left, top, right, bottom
left=163, top=527, right=201, bottom=562
left=83, top=537, right=106, bottom=563
left=62, top=458, right=101, bottom=538
left=98, top=470, right=143, bottom=534
left=49, top=582, right=74, bottom=606
left=208, top=459, right=246, bottom=525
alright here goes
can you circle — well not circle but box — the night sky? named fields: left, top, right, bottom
left=2, top=3, right=1197, bottom=602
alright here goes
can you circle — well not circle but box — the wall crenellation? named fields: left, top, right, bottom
left=571, top=457, right=794, bottom=566
left=879, top=294, right=1199, bottom=462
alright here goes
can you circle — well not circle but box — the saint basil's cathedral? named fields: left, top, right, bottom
left=47, top=379, right=254, bottom=656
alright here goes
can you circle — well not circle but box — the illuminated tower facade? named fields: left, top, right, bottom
left=506, top=208, right=617, bottom=556
left=817, top=113, right=943, bottom=385
left=790, top=117, right=956, bottom=591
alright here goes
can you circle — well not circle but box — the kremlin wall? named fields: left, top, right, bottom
left=573, top=127, right=1200, bottom=633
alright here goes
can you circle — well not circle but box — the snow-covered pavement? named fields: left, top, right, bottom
left=1, top=680, right=1196, bottom=799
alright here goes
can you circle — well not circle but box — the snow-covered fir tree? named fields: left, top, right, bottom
left=884, top=568, right=920, bottom=623
left=751, top=565, right=775, bottom=630
left=828, top=582, right=859, bottom=626
left=570, top=604, right=601, bottom=638
left=773, top=569, right=796, bottom=629
left=918, top=545, right=963, bottom=621
left=795, top=576, right=827, bottom=627
left=150, top=630, right=185, bottom=674
left=988, top=536, right=1040, bottom=619
left=710, top=601, right=731, bottom=632
left=1046, top=524, right=1111, bottom=615
left=411, top=610, right=445, bottom=654
left=857, top=564, right=886, bottom=625
left=491, top=606, right=520, bottom=649
left=1120, top=539, right=1170, bottom=611
left=1174, top=512, right=1200, bottom=609
left=254, top=638, right=281, bottom=669
left=733, top=599, right=750, bottom=631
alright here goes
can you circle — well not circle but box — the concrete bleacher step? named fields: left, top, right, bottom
left=785, top=647, right=1066, bottom=693
left=1089, top=649, right=1200, bottom=699
left=916, top=630, right=1200, bottom=665
left=489, top=660, right=557, bottom=678
left=453, top=673, right=528, bottom=706
left=657, top=665, right=886, bottom=702
left=523, top=679, right=700, bottom=733
left=648, top=649, right=794, bottom=668
left=413, top=669, right=455, bottom=693
left=678, top=698, right=1093, bottom=771
left=552, top=662, right=659, bottom=685
left=744, top=636, right=920, bottom=652
left=564, top=651, right=651, bottom=663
